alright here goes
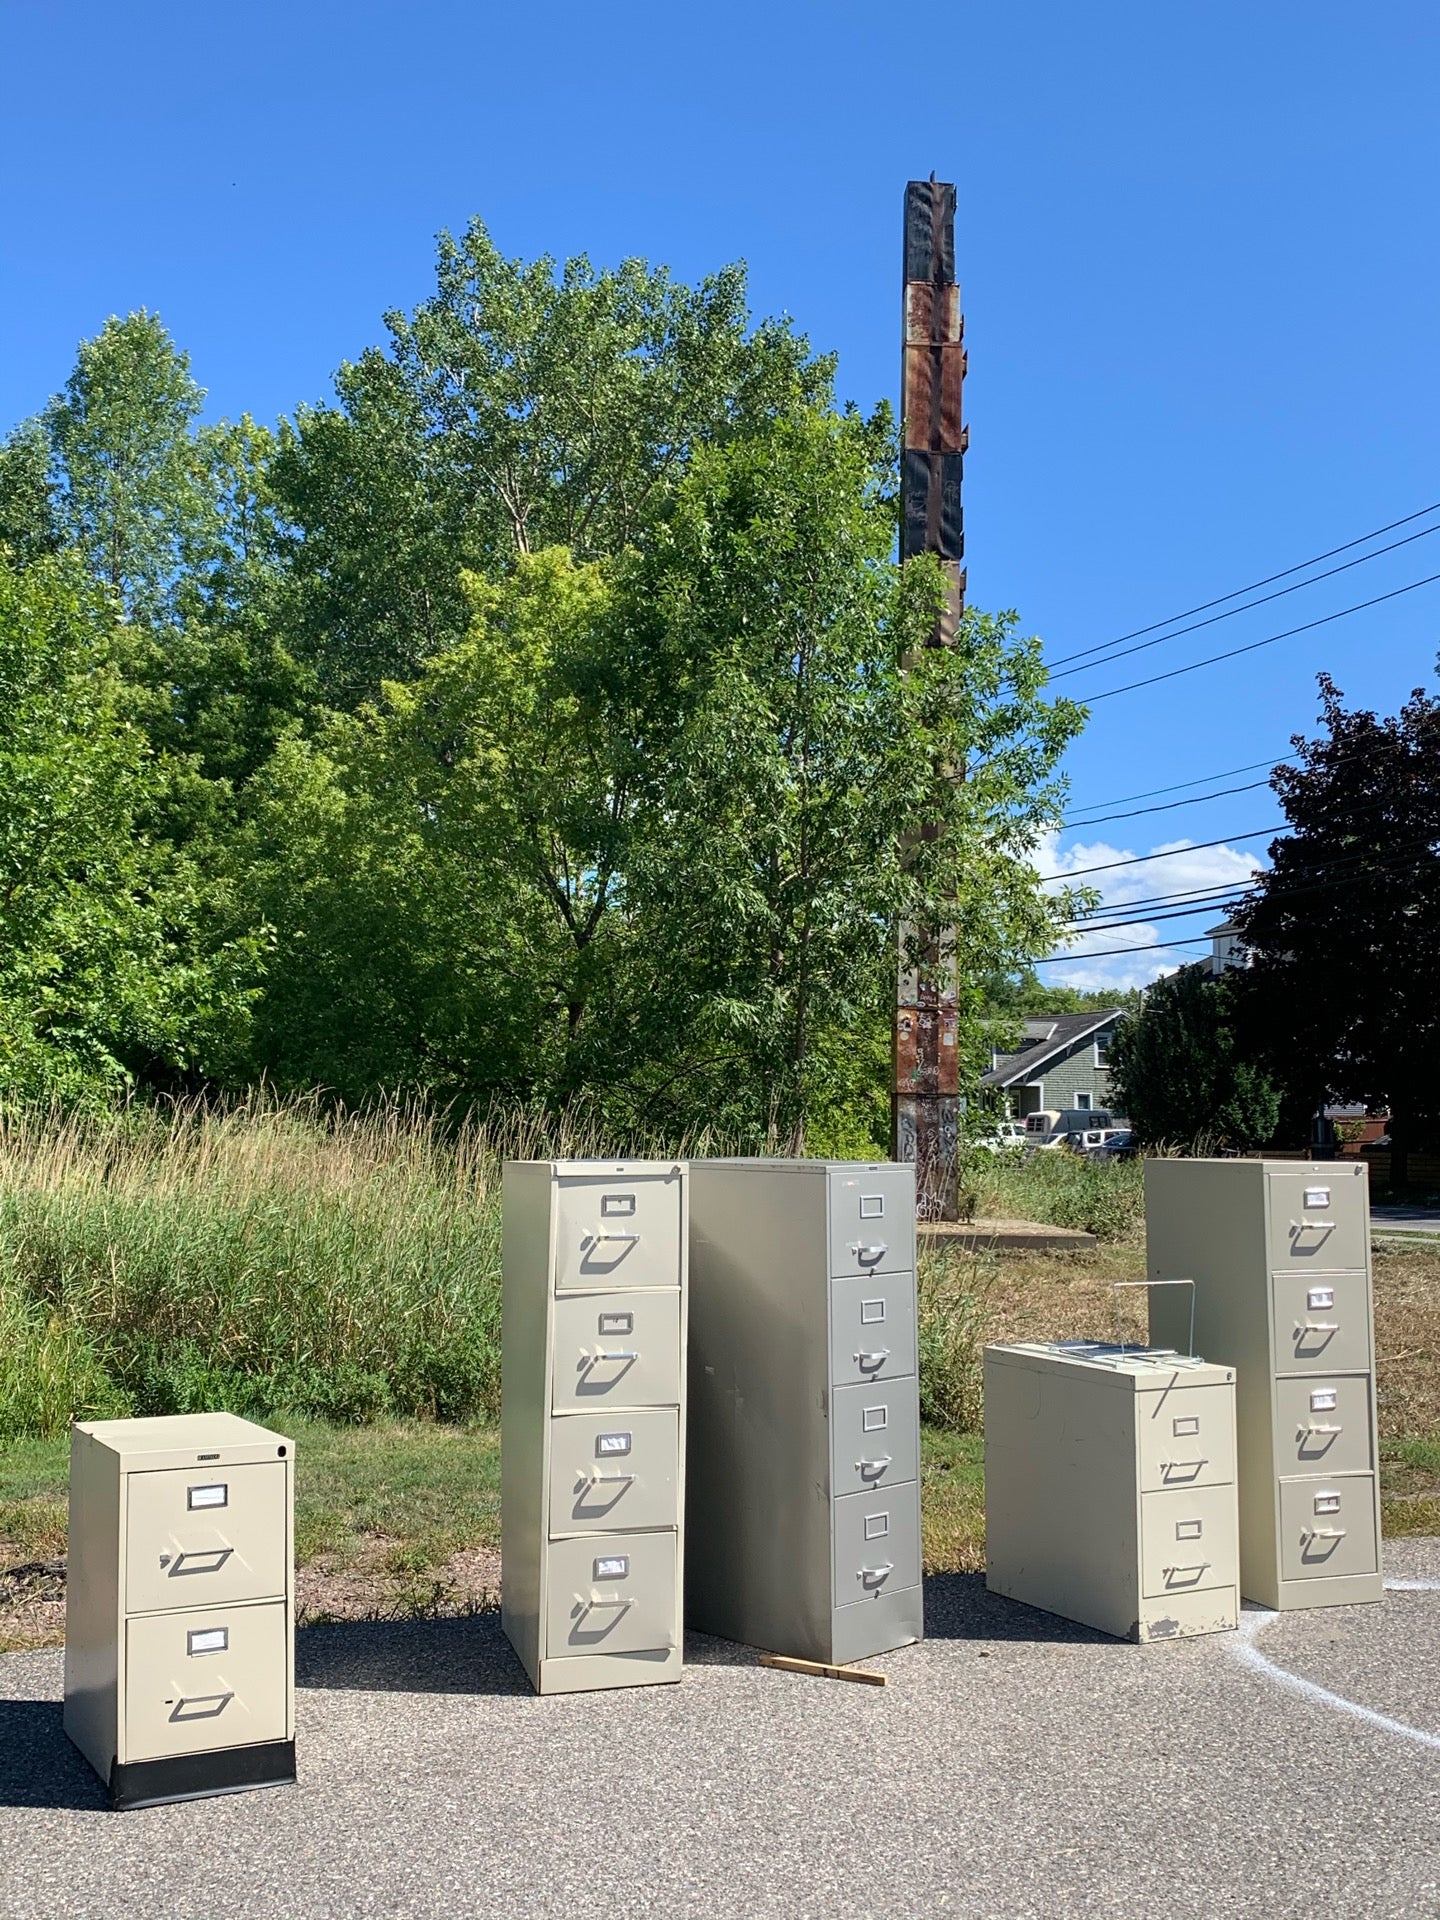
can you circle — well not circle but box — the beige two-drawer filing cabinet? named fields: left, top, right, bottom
left=64, top=1412, right=295, bottom=1809
left=985, top=1341, right=1240, bottom=1641
left=501, top=1159, right=688, bottom=1694
left=1147, top=1157, right=1382, bottom=1610
left=686, top=1160, right=923, bottom=1665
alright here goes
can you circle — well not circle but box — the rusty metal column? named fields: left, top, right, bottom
left=893, top=177, right=967, bottom=1219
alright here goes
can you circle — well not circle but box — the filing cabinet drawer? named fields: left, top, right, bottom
left=544, top=1530, right=677, bottom=1657
left=547, top=1408, right=679, bottom=1537
left=1273, top=1375, right=1375, bottom=1477
left=550, top=1290, right=681, bottom=1413
left=553, top=1171, right=682, bottom=1292
left=1279, top=1474, right=1379, bottom=1582
left=830, top=1378, right=920, bottom=1496
left=1140, top=1484, right=1238, bottom=1599
left=1271, top=1271, right=1372, bottom=1376
left=830, top=1273, right=917, bottom=1387
left=833, top=1480, right=920, bottom=1609
left=125, top=1461, right=288, bottom=1615
left=124, top=1601, right=288, bottom=1762
left=828, top=1168, right=915, bottom=1278
left=1267, top=1171, right=1368, bottom=1273
left=1136, top=1384, right=1236, bottom=1492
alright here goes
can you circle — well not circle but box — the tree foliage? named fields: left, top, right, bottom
left=1230, top=674, right=1440, bottom=1184
left=1108, top=964, right=1279, bottom=1150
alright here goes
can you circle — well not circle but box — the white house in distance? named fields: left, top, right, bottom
left=1204, top=920, right=1244, bottom=973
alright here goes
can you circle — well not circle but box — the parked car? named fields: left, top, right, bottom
left=974, top=1120, right=1028, bottom=1154
left=1085, top=1129, right=1137, bottom=1161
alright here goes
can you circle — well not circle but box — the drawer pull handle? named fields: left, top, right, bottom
left=588, top=1349, right=639, bottom=1364
left=168, top=1691, right=234, bottom=1724
left=1160, top=1458, right=1208, bottom=1476
left=857, top=1562, right=894, bottom=1588
left=1306, top=1527, right=1347, bottom=1541
left=854, top=1349, right=891, bottom=1371
left=1162, top=1562, right=1211, bottom=1585
left=1302, top=1422, right=1343, bottom=1436
left=584, top=1471, right=637, bottom=1488
left=166, top=1547, right=235, bottom=1579
left=1291, top=1220, right=1336, bottom=1234
left=848, top=1241, right=888, bottom=1261
left=1296, top=1322, right=1340, bottom=1334
left=857, top=1455, right=893, bottom=1477
left=590, top=1231, right=641, bottom=1246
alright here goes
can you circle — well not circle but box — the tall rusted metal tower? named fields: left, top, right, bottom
left=893, top=177, right=966, bottom=1219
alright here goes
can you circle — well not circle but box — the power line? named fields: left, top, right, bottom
left=1067, top=755, right=1290, bottom=814
left=1069, top=571, right=1440, bottom=705
left=1047, top=499, right=1440, bottom=667
left=1044, top=934, right=1213, bottom=965
left=1065, top=777, right=1271, bottom=830
left=1042, top=827, right=1283, bottom=884
left=1048, top=522, right=1440, bottom=679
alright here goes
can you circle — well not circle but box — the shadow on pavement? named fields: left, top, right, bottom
left=925, top=1572, right=1114, bottom=1645
left=297, top=1611, right=531, bottom=1695
left=0, top=1697, right=107, bottom=1810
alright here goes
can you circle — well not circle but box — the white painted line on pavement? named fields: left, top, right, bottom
left=1226, top=1579, right=1440, bottom=1752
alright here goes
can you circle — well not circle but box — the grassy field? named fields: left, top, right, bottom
left=0, top=1105, right=1435, bottom=1649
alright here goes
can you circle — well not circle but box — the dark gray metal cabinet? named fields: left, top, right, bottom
left=1146, top=1158, right=1382, bottom=1610
left=501, top=1159, right=688, bottom=1694
left=686, top=1160, right=923, bottom=1664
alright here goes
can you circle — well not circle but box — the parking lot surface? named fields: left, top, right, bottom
left=2, top=1541, right=1438, bottom=1920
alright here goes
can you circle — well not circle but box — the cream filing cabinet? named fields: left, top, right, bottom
left=63, top=1412, right=295, bottom=1809
left=1146, top=1158, right=1382, bottom=1610
left=686, top=1160, right=923, bottom=1665
left=501, top=1160, right=688, bottom=1694
left=985, top=1342, right=1240, bottom=1642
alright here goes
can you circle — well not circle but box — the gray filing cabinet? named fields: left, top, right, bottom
left=687, top=1160, right=923, bottom=1665
left=63, top=1412, right=295, bottom=1809
left=501, top=1159, right=688, bottom=1694
left=985, top=1342, right=1240, bottom=1642
left=1146, top=1158, right=1382, bottom=1610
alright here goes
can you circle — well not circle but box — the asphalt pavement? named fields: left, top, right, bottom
left=3, top=1541, right=1438, bottom=1920
left=1371, top=1205, right=1440, bottom=1237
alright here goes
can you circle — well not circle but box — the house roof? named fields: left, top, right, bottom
left=981, top=1008, right=1123, bottom=1089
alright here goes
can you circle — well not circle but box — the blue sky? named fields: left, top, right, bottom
left=4, top=1, right=1437, bottom=989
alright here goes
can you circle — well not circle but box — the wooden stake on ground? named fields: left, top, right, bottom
left=758, top=1654, right=888, bottom=1686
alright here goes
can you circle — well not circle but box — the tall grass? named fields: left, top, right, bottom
left=965, top=1147, right=1145, bottom=1242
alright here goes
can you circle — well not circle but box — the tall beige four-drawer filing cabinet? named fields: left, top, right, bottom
left=1146, top=1158, right=1382, bottom=1609
left=686, top=1160, right=923, bottom=1665
left=63, top=1413, right=295, bottom=1809
left=501, top=1160, right=688, bottom=1694
left=985, top=1342, right=1240, bottom=1641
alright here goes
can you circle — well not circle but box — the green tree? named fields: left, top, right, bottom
left=0, top=420, right=59, bottom=565
left=0, top=552, right=263, bottom=1101
left=45, top=312, right=213, bottom=623
left=270, top=222, right=830, bottom=706
left=1108, top=965, right=1279, bottom=1150
left=1230, top=674, right=1440, bottom=1186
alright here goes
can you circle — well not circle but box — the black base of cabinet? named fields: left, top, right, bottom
left=108, top=1739, right=296, bottom=1810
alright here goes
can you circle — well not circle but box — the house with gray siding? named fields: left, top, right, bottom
left=980, top=1010, right=1126, bottom=1119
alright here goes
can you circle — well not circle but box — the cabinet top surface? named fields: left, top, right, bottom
left=74, top=1411, right=291, bottom=1455
left=511, top=1159, right=686, bottom=1176
left=692, top=1158, right=909, bottom=1177
left=1148, top=1158, right=1366, bottom=1180
left=985, top=1341, right=1234, bottom=1391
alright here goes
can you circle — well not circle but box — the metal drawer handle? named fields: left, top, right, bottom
left=1297, top=1321, right=1340, bottom=1334
left=168, top=1691, right=234, bottom=1724
left=1160, top=1458, right=1208, bottom=1474
left=858, top=1562, right=894, bottom=1585
left=857, top=1455, right=893, bottom=1476
left=1292, top=1220, right=1336, bottom=1233
left=584, top=1471, right=637, bottom=1487
left=855, top=1348, right=891, bottom=1369
left=589, top=1349, right=639, bottom=1363
left=1306, top=1527, right=1347, bottom=1541
left=590, top=1231, right=641, bottom=1246
left=1163, top=1562, right=1211, bottom=1582
left=849, top=1241, right=888, bottom=1259
left=1302, top=1422, right=1343, bottom=1435
left=162, top=1547, right=235, bottom=1578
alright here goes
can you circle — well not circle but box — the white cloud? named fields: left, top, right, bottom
left=1031, top=831, right=1271, bottom=993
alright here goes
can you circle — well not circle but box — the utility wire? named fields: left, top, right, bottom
left=1065, top=777, right=1272, bottom=830
left=1042, top=827, right=1284, bottom=884
left=1044, top=935, right=1217, bottom=964
left=1069, top=571, right=1440, bottom=705
left=1048, top=522, right=1440, bottom=679
left=1047, top=499, right=1440, bottom=668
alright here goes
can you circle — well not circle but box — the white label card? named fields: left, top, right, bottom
left=1310, top=1389, right=1338, bottom=1412
left=1304, top=1188, right=1331, bottom=1208
left=187, top=1484, right=227, bottom=1510
left=187, top=1627, right=228, bottom=1655
left=593, top=1556, right=629, bottom=1581
left=600, top=1193, right=636, bottom=1217
left=1314, top=1494, right=1342, bottom=1515
left=596, top=1432, right=632, bottom=1457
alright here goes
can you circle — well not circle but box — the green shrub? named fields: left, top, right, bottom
left=966, top=1149, right=1144, bottom=1242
